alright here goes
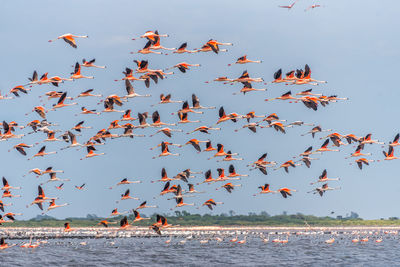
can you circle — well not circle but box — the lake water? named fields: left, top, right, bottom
left=1, top=233, right=399, bottom=266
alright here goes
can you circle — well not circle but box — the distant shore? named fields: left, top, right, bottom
left=1, top=225, right=399, bottom=239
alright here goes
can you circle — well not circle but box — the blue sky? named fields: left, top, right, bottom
left=1, top=0, right=399, bottom=220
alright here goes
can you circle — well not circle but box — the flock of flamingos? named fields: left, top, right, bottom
left=0, top=29, right=398, bottom=249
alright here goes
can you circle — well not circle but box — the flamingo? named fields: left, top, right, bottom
left=228, top=55, right=262, bottom=66
left=8, top=143, right=32, bottom=156
left=29, top=146, right=57, bottom=160
left=132, top=210, right=151, bottom=222
left=70, top=62, right=94, bottom=80
left=75, top=89, right=102, bottom=99
left=353, top=158, right=374, bottom=170
left=233, top=82, right=267, bottom=95
left=123, top=80, right=151, bottom=100
left=119, top=189, right=139, bottom=201
left=173, top=42, right=196, bottom=54
left=310, top=170, right=340, bottom=185
left=133, top=41, right=162, bottom=55
left=47, top=199, right=69, bottom=211
left=184, top=139, right=208, bottom=152
left=191, top=94, right=216, bottom=110
left=119, top=216, right=131, bottom=230
left=151, top=111, right=176, bottom=127
left=305, top=4, right=321, bottom=11
left=41, top=172, right=71, bottom=185
left=168, top=62, right=200, bottom=73
left=346, top=144, right=371, bottom=159
left=81, top=58, right=106, bottom=69
left=177, top=112, right=201, bottom=124
left=0, top=238, right=15, bottom=249
left=279, top=0, right=297, bottom=9
left=275, top=160, right=300, bottom=173
left=360, top=134, right=384, bottom=145
left=208, top=144, right=238, bottom=160
left=237, top=236, right=247, bottom=244
left=187, top=126, right=220, bottom=135
left=173, top=197, right=194, bottom=209
left=75, top=184, right=86, bottom=190
left=152, top=142, right=180, bottom=159
left=80, top=146, right=105, bottom=160
left=308, top=183, right=341, bottom=196
left=150, top=127, right=182, bottom=138
left=216, top=182, right=242, bottom=193
left=197, top=170, right=218, bottom=185
left=109, top=178, right=141, bottom=189
left=277, top=188, right=297, bottom=198
left=48, top=33, right=88, bottom=48
left=202, top=199, right=223, bottom=210
left=315, top=139, right=339, bottom=153
left=383, top=146, right=399, bottom=160
left=253, top=184, right=277, bottom=196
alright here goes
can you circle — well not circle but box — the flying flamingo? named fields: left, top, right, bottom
left=75, top=89, right=102, bottom=99
left=46, top=199, right=69, bottom=211
left=80, top=146, right=105, bottom=160
left=167, top=62, right=200, bottom=73
left=173, top=42, right=196, bottom=54
left=383, top=146, right=399, bottom=160
left=305, top=4, right=321, bottom=11
left=310, top=170, right=340, bottom=185
left=152, top=142, right=180, bottom=159
left=228, top=55, right=262, bottom=66
left=315, top=139, right=340, bottom=153
left=177, top=112, right=201, bottom=124
left=119, top=189, right=139, bottom=201
left=123, top=80, right=151, bottom=100
left=187, top=126, right=220, bottom=135
left=132, top=210, right=151, bottom=223
left=41, top=172, right=71, bottom=185
left=197, top=170, right=218, bottom=185
left=279, top=0, right=297, bottom=9
left=150, top=127, right=183, bottom=138
left=70, top=62, right=94, bottom=80
left=48, top=33, right=88, bottom=48
left=201, top=199, right=223, bottom=210
left=1, top=177, right=21, bottom=191
left=208, top=144, right=238, bottom=160
left=351, top=158, right=374, bottom=170
left=136, top=201, right=158, bottom=210
left=29, top=146, right=56, bottom=160
left=109, top=178, right=141, bottom=189
left=75, top=184, right=86, bottom=190
left=277, top=188, right=297, bottom=198
left=172, top=197, right=194, bottom=209
left=253, top=184, right=277, bottom=196
left=233, top=82, right=267, bottom=95
left=191, top=94, right=216, bottom=110
left=265, top=91, right=299, bottom=102
left=184, top=139, right=208, bottom=152
left=216, top=182, right=242, bottom=193
left=81, top=58, right=106, bottom=69
left=345, top=144, right=371, bottom=159
left=309, top=183, right=341, bottom=196
left=151, top=111, right=176, bottom=127
left=133, top=41, right=162, bottom=55
left=9, top=143, right=32, bottom=156
left=275, top=160, right=300, bottom=173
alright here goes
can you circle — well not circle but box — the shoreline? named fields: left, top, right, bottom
left=1, top=226, right=399, bottom=239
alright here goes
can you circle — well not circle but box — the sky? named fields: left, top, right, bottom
left=0, top=0, right=399, bottom=220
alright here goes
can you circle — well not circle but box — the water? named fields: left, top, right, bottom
left=1, top=234, right=399, bottom=266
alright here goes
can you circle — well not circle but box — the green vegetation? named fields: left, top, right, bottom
left=3, top=212, right=400, bottom=227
